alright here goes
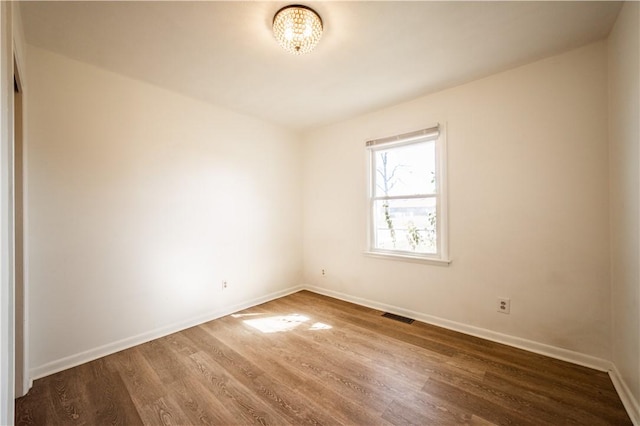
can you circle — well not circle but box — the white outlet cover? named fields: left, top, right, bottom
left=497, top=298, right=511, bottom=314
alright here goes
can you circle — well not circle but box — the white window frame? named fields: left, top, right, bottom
left=365, top=124, right=450, bottom=265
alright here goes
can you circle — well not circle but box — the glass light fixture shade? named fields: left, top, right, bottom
left=273, top=5, right=323, bottom=55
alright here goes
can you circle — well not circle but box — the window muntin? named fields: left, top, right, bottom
left=367, top=125, right=447, bottom=262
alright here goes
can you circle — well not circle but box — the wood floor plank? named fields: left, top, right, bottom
left=160, top=339, right=254, bottom=425
left=187, top=349, right=294, bottom=425
left=137, top=338, right=190, bottom=386
left=203, top=313, right=394, bottom=425
left=167, top=376, right=235, bottom=425
left=15, top=290, right=632, bottom=425
left=457, top=348, right=625, bottom=413
left=14, top=378, right=54, bottom=426
left=109, top=347, right=166, bottom=408
left=483, top=368, right=631, bottom=424
left=83, top=358, right=144, bottom=425
left=481, top=370, right=620, bottom=426
left=184, top=327, right=314, bottom=424
left=426, top=365, right=584, bottom=425
left=187, top=326, right=336, bottom=426
left=48, top=362, right=97, bottom=424
left=137, top=396, right=192, bottom=426
left=421, top=377, right=540, bottom=426
left=381, top=389, right=474, bottom=425
left=269, top=295, right=448, bottom=377
left=199, top=319, right=361, bottom=425
left=287, top=292, right=460, bottom=357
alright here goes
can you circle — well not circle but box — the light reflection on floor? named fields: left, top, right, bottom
left=231, top=313, right=264, bottom=318
left=242, top=313, right=332, bottom=333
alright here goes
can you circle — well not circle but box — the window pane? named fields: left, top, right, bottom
left=373, top=198, right=437, bottom=254
left=374, top=141, right=436, bottom=197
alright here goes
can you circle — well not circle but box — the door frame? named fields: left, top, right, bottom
left=13, top=51, right=28, bottom=398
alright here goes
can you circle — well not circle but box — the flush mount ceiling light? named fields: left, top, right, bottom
left=272, top=5, right=323, bottom=55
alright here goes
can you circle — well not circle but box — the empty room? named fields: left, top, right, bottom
left=0, top=1, right=639, bottom=425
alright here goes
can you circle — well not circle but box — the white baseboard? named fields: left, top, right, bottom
left=609, top=364, right=640, bottom=425
left=303, top=285, right=612, bottom=372
left=30, top=285, right=304, bottom=380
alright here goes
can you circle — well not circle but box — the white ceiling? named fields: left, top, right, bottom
left=20, top=1, right=622, bottom=131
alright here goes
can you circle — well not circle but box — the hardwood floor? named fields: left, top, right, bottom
left=15, top=290, right=631, bottom=425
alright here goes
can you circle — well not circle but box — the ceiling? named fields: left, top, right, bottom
left=20, top=1, right=622, bottom=131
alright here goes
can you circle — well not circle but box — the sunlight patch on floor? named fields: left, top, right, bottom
left=243, top=314, right=333, bottom=333
left=309, top=322, right=332, bottom=330
left=231, top=313, right=264, bottom=318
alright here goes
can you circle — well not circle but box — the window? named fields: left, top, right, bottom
left=366, top=125, right=449, bottom=263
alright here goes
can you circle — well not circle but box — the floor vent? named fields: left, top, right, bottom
left=382, top=312, right=414, bottom=324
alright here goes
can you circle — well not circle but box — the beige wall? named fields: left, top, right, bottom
left=26, top=46, right=303, bottom=376
left=302, top=42, right=611, bottom=361
left=608, top=1, right=640, bottom=420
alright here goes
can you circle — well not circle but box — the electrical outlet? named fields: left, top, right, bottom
left=497, top=297, right=510, bottom=314
left=222, top=280, right=228, bottom=290
left=322, top=269, right=326, bottom=276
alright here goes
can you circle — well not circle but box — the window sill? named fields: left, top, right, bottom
left=363, top=251, right=451, bottom=266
